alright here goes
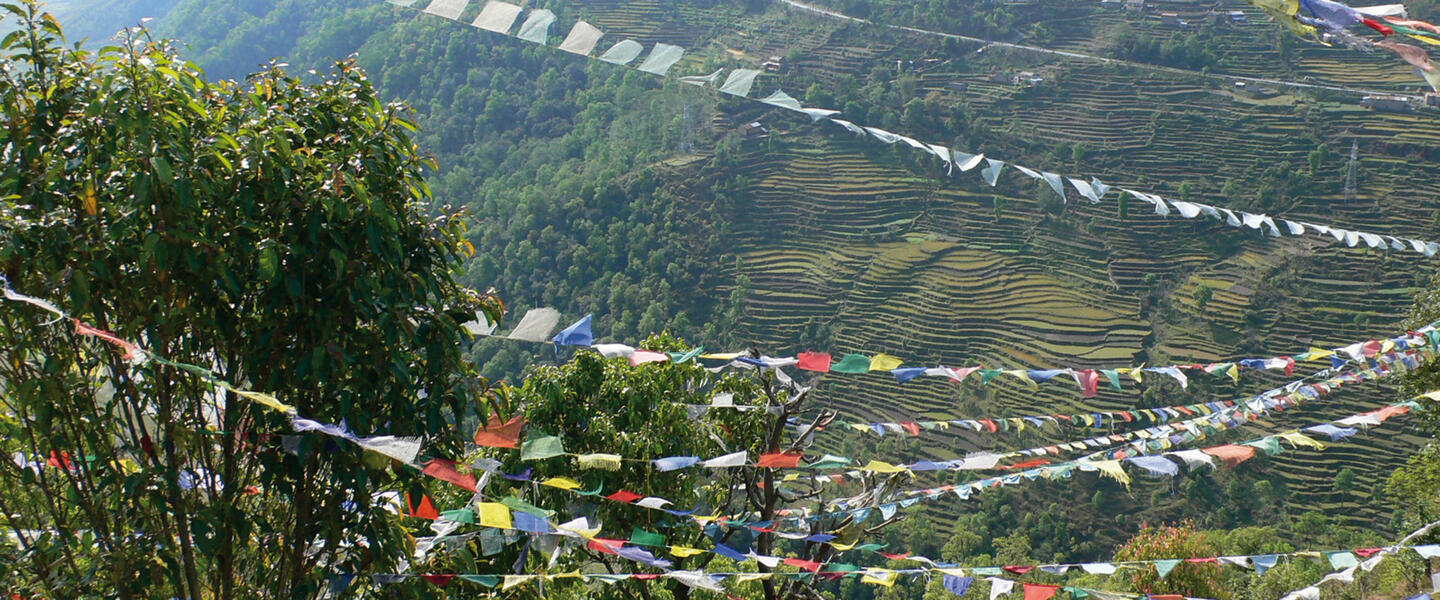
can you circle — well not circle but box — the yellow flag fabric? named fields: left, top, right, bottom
left=1093, top=460, right=1131, bottom=487
left=1279, top=431, right=1326, bottom=450
left=869, top=353, right=903, bottom=371
left=232, top=388, right=295, bottom=413
left=541, top=477, right=584, bottom=490
left=478, top=502, right=513, bottom=530
left=1306, top=348, right=1336, bottom=361
left=1226, top=364, right=1240, bottom=383
left=699, top=352, right=744, bottom=360
left=576, top=454, right=622, bottom=470
left=861, top=460, right=908, bottom=474
left=669, top=546, right=706, bottom=557
left=502, top=575, right=535, bottom=590
left=862, top=570, right=897, bottom=586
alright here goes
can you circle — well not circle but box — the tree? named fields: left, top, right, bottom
left=1113, top=522, right=1234, bottom=600
left=444, top=336, right=898, bottom=600
left=0, top=6, right=501, bottom=598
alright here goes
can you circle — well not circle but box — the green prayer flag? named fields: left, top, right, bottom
left=1244, top=436, right=1284, bottom=456
left=824, top=563, right=860, bottom=572
left=575, top=483, right=605, bottom=496
left=629, top=528, right=666, bottom=547
left=459, top=575, right=500, bottom=587
left=806, top=454, right=852, bottom=469
left=440, top=508, right=475, bottom=524
left=520, top=434, right=565, bottom=460
left=668, top=347, right=705, bottom=363
left=980, top=369, right=1003, bottom=384
left=1326, top=551, right=1358, bottom=570
left=1103, top=369, right=1122, bottom=392
left=854, top=543, right=885, bottom=552
left=830, top=354, right=871, bottom=374
left=500, top=496, right=555, bottom=518
left=1067, top=588, right=1090, bottom=600
left=1154, top=559, right=1180, bottom=579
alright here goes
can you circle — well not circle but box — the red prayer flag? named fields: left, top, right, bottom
left=46, top=451, right=73, bottom=471
left=879, top=552, right=910, bottom=560
left=899, top=421, right=921, bottom=436
left=784, top=558, right=822, bottom=572
left=979, top=419, right=997, bottom=432
left=796, top=352, right=832, bottom=372
left=1075, top=369, right=1100, bottom=397
left=73, top=319, right=141, bottom=360
left=1005, top=565, right=1035, bottom=575
left=1363, top=17, right=1395, bottom=35
left=634, top=573, right=661, bottom=580
left=420, top=574, right=455, bottom=587
left=406, top=493, right=440, bottom=520
left=1024, top=584, right=1061, bottom=600
left=1119, top=411, right=1134, bottom=423
left=474, top=414, right=524, bottom=448
left=1185, top=557, right=1218, bottom=564
left=1149, top=595, right=1185, bottom=600
left=588, top=538, right=624, bottom=555
left=1001, top=458, right=1051, bottom=470
left=1175, top=406, right=1194, bottom=416
left=757, top=452, right=802, bottom=468
left=1354, top=547, right=1383, bottom=557
left=605, top=490, right=643, bottom=503
left=421, top=459, right=477, bottom=491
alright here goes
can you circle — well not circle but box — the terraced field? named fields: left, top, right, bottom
left=448, top=0, right=1438, bottom=533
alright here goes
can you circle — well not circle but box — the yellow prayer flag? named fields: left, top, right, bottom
left=478, top=502, right=513, bottom=530
left=1005, top=370, right=1038, bottom=388
left=861, top=569, right=897, bottom=586
left=1226, top=364, right=1240, bottom=384
left=699, top=352, right=744, bottom=360
left=861, top=460, right=907, bottom=474
left=232, top=388, right=295, bottom=413
left=830, top=539, right=857, bottom=551
left=734, top=573, right=772, bottom=582
left=1279, top=431, right=1325, bottom=450
left=1305, top=348, right=1335, bottom=361
left=670, top=546, right=706, bottom=557
left=1081, top=414, right=1095, bottom=427
left=576, top=453, right=622, bottom=470
left=1128, top=365, right=1145, bottom=383
left=502, top=575, right=535, bottom=590
left=1011, top=418, right=1025, bottom=433
left=1408, top=33, right=1440, bottom=46
left=540, top=477, right=584, bottom=490
left=1092, top=460, right=1131, bottom=487
left=869, top=353, right=903, bottom=371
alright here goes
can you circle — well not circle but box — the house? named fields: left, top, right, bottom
left=1013, top=71, right=1044, bottom=86
left=1228, top=10, right=1248, bottom=22
left=1160, top=12, right=1187, bottom=27
left=1360, top=95, right=1415, bottom=113
left=1124, top=0, right=1146, bottom=12
left=740, top=122, right=769, bottom=140
left=761, top=55, right=786, bottom=73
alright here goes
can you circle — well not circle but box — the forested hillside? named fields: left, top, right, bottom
left=45, top=0, right=1439, bottom=567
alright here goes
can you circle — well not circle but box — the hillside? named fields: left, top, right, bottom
left=48, top=0, right=1440, bottom=564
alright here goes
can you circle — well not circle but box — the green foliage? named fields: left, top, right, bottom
left=0, top=5, right=497, bottom=597
left=1114, top=522, right=1235, bottom=600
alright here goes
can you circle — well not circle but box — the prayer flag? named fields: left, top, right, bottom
left=703, top=451, right=748, bottom=468
left=477, top=502, right=512, bottom=530
left=870, top=353, right=904, bottom=371
left=630, top=528, right=666, bottom=547
left=831, top=353, right=871, bottom=373
left=654, top=456, right=700, bottom=471
left=758, top=452, right=802, bottom=468
left=520, top=435, right=564, bottom=460
left=552, top=315, right=593, bottom=346
left=797, top=352, right=832, bottom=372
left=474, top=414, right=524, bottom=448
left=406, top=493, right=439, bottom=520
left=944, top=575, right=975, bottom=597
left=422, top=459, right=477, bottom=491
left=1024, top=584, right=1060, bottom=600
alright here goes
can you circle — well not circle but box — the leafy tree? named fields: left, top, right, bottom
left=1113, top=522, right=1234, bottom=600
left=0, top=6, right=500, bottom=598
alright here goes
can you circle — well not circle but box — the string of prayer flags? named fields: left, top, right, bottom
left=400, top=0, right=1440, bottom=257
left=496, top=309, right=1437, bottom=399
